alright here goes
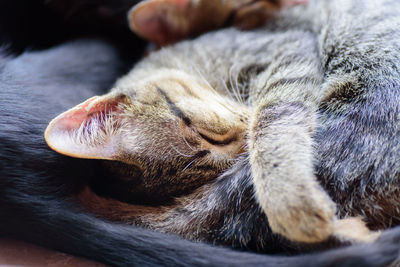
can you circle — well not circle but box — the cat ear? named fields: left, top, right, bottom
left=44, top=94, right=130, bottom=160
left=128, top=0, right=193, bottom=45
left=128, top=0, right=309, bottom=44
left=232, top=0, right=309, bottom=29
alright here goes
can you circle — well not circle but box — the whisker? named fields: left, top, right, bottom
left=169, top=143, right=195, bottom=158
left=182, top=158, right=197, bottom=171
left=181, top=134, right=196, bottom=152
left=228, top=64, right=244, bottom=104
left=228, top=65, right=236, bottom=100
left=190, top=59, right=214, bottom=90
left=234, top=68, right=244, bottom=104
left=220, top=76, right=235, bottom=99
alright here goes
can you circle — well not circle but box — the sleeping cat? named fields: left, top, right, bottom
left=3, top=37, right=399, bottom=267
left=46, top=0, right=400, bottom=252
left=0, top=38, right=343, bottom=267
left=1, top=0, right=399, bottom=266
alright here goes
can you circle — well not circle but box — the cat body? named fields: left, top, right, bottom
left=111, top=0, right=400, bottom=235
left=3, top=37, right=400, bottom=267
left=45, top=0, right=400, bottom=250
left=2, top=0, right=400, bottom=266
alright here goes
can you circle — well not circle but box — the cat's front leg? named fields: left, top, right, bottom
left=249, top=101, right=337, bottom=243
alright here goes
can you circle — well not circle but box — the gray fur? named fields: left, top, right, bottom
left=49, top=0, right=400, bottom=249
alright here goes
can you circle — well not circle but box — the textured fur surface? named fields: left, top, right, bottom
left=4, top=38, right=400, bottom=267
left=46, top=0, right=400, bottom=249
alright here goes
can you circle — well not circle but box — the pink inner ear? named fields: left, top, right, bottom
left=60, top=96, right=99, bottom=131
left=51, top=96, right=123, bottom=133
left=45, top=94, right=128, bottom=159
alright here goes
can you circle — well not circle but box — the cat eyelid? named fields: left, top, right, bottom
left=156, top=87, right=236, bottom=146
left=197, top=130, right=237, bottom=146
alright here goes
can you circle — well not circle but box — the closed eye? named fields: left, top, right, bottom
left=198, top=130, right=237, bottom=146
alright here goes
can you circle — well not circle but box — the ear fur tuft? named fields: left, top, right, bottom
left=45, top=94, right=130, bottom=160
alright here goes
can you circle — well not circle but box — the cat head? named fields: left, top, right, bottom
left=45, top=69, right=249, bottom=202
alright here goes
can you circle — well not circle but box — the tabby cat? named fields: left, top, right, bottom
left=45, top=0, right=400, bottom=252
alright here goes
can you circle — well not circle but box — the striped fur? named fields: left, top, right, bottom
left=48, top=0, right=400, bottom=252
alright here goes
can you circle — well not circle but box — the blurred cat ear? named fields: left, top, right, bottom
left=232, top=0, right=308, bottom=29
left=128, top=0, right=192, bottom=45
left=128, top=0, right=309, bottom=45
left=44, top=94, right=130, bottom=160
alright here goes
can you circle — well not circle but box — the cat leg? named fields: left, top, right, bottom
left=246, top=37, right=384, bottom=243
left=243, top=28, right=343, bottom=243
left=249, top=100, right=337, bottom=243
left=249, top=100, right=381, bottom=244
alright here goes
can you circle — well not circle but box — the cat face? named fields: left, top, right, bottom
left=45, top=69, right=249, bottom=200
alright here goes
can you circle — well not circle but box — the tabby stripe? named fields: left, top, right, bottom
left=321, top=81, right=356, bottom=103
left=269, top=53, right=309, bottom=77
left=193, top=150, right=211, bottom=159
left=157, top=88, right=192, bottom=126
left=266, top=77, right=320, bottom=91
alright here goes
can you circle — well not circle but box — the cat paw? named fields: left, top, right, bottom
left=333, top=217, right=381, bottom=243
left=264, top=187, right=337, bottom=243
